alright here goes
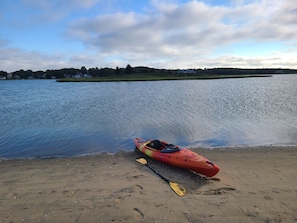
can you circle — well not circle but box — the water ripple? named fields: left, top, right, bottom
left=1, top=75, right=297, bottom=159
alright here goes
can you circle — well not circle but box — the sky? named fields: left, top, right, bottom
left=0, top=0, right=296, bottom=72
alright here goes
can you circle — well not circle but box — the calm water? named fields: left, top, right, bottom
left=1, top=75, right=297, bottom=159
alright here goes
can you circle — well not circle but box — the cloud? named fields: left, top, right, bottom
left=0, top=47, right=66, bottom=72
left=0, top=44, right=116, bottom=72
left=64, top=0, right=296, bottom=68
left=228, top=0, right=297, bottom=42
left=2, top=0, right=296, bottom=71
left=196, top=52, right=297, bottom=69
left=1, top=45, right=295, bottom=73
left=0, top=38, right=11, bottom=47
left=67, top=1, right=228, bottom=56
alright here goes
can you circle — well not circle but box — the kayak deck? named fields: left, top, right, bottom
left=134, top=138, right=220, bottom=177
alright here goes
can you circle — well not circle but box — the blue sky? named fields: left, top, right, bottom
left=0, top=0, right=296, bottom=72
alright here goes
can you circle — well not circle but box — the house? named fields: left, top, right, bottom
left=178, top=69, right=196, bottom=74
left=83, top=74, right=92, bottom=78
left=72, top=72, right=83, bottom=78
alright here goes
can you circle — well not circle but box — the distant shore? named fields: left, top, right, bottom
left=56, top=74, right=272, bottom=82
left=1, top=146, right=296, bottom=222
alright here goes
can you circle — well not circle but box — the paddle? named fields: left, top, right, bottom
left=136, top=158, right=186, bottom=196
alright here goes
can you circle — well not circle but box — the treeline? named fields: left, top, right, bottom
left=0, top=65, right=296, bottom=80
left=0, top=65, right=169, bottom=80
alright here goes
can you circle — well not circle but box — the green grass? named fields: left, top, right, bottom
left=56, top=74, right=272, bottom=82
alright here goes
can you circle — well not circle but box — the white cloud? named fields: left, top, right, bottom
left=189, top=53, right=297, bottom=69
left=71, top=12, right=139, bottom=37
left=0, top=47, right=66, bottom=72
left=63, top=0, right=296, bottom=69
left=84, top=1, right=295, bottom=42
left=67, top=1, right=228, bottom=54
left=2, top=0, right=297, bottom=71
left=229, top=0, right=297, bottom=42
left=0, top=45, right=119, bottom=72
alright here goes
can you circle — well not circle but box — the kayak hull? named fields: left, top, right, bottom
left=134, top=138, right=220, bottom=177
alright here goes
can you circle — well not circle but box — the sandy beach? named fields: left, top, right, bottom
left=1, top=146, right=296, bottom=223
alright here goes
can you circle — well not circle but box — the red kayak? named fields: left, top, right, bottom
left=134, top=138, right=220, bottom=177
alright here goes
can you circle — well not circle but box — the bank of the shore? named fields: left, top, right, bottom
left=0, top=146, right=296, bottom=222
left=56, top=74, right=272, bottom=82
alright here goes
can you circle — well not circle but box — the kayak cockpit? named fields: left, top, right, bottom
left=147, top=140, right=181, bottom=153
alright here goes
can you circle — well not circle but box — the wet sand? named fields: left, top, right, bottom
left=1, top=146, right=296, bottom=222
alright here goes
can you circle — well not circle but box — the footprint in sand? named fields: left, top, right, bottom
left=203, top=187, right=236, bottom=195
left=115, top=184, right=144, bottom=194
left=127, top=174, right=144, bottom=180
left=264, top=195, right=273, bottom=200
left=135, top=184, right=145, bottom=195
left=114, top=196, right=127, bottom=209
left=113, top=185, right=145, bottom=208
left=132, top=208, right=144, bottom=220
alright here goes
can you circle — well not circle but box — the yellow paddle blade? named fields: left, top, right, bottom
left=136, top=158, right=147, bottom=165
left=169, top=182, right=187, bottom=196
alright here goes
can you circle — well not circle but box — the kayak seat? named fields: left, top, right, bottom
left=148, top=140, right=163, bottom=150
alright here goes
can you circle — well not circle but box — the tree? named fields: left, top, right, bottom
left=125, top=64, right=133, bottom=74
left=0, top=70, right=8, bottom=77
left=115, top=66, right=121, bottom=75
left=81, top=66, right=88, bottom=74
left=12, top=69, right=26, bottom=79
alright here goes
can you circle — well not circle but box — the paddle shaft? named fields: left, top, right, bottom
left=136, top=158, right=186, bottom=196
left=145, top=163, right=170, bottom=184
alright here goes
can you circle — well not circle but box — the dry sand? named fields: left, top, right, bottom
left=1, top=146, right=296, bottom=223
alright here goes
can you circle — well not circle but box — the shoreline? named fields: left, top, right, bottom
left=56, top=74, right=272, bottom=82
left=1, top=146, right=296, bottom=222
left=1, top=144, right=296, bottom=161
left=0, top=144, right=297, bottom=161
